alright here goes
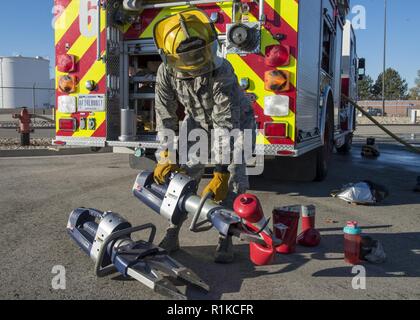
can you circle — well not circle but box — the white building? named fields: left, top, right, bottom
left=0, top=56, right=54, bottom=110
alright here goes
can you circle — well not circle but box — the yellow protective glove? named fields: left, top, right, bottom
left=153, top=151, right=181, bottom=185
left=202, top=172, right=230, bottom=203
left=154, top=163, right=182, bottom=185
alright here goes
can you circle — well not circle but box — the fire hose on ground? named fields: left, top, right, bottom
left=343, top=95, right=420, bottom=154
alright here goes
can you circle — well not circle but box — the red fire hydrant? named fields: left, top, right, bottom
left=13, top=107, right=34, bottom=146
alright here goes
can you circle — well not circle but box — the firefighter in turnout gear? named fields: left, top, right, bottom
left=152, top=9, right=256, bottom=263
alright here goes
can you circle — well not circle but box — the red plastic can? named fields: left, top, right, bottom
left=233, top=194, right=264, bottom=224
left=249, top=242, right=276, bottom=266
left=301, top=205, right=316, bottom=232
left=273, top=206, right=300, bottom=254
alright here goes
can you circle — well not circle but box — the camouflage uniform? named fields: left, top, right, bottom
left=155, top=59, right=256, bottom=202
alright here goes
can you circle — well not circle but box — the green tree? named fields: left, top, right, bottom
left=409, top=87, right=420, bottom=100
left=357, top=75, right=375, bottom=100
left=409, top=70, right=420, bottom=100
left=372, top=68, right=409, bottom=100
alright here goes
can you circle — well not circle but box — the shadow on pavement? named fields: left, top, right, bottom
left=169, top=230, right=420, bottom=299
left=171, top=244, right=279, bottom=300
left=310, top=231, right=420, bottom=278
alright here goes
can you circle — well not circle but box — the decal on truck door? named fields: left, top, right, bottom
left=78, top=94, right=106, bottom=112
left=79, top=0, right=99, bottom=37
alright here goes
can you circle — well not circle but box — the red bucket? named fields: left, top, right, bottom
left=249, top=242, right=276, bottom=266
left=273, top=206, right=300, bottom=254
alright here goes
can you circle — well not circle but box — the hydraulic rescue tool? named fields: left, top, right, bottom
left=132, top=171, right=285, bottom=265
left=67, top=171, right=290, bottom=298
left=67, top=208, right=209, bottom=299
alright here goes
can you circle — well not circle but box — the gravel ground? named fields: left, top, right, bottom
left=0, top=121, right=54, bottom=129
left=0, top=112, right=54, bottom=129
left=0, top=138, right=52, bottom=150
left=356, top=116, right=415, bottom=125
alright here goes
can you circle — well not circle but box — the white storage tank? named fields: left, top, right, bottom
left=0, top=56, right=53, bottom=109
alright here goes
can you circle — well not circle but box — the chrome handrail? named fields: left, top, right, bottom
left=258, top=0, right=265, bottom=22
left=96, top=0, right=102, bottom=61
left=142, top=0, right=234, bottom=9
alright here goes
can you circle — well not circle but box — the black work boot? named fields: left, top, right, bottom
left=214, top=235, right=234, bottom=264
left=159, top=224, right=182, bottom=254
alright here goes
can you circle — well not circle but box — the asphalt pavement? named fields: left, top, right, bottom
left=1, top=136, right=420, bottom=300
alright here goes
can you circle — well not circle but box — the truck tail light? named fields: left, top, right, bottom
left=278, top=150, right=295, bottom=156
left=58, top=75, right=77, bottom=93
left=265, top=70, right=290, bottom=92
left=57, top=54, right=76, bottom=73
left=341, top=78, right=350, bottom=97
left=264, top=95, right=290, bottom=117
left=59, top=118, right=76, bottom=132
left=265, top=123, right=288, bottom=138
left=265, top=45, right=290, bottom=67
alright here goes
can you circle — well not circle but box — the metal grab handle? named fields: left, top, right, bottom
left=142, top=0, right=234, bottom=10
left=95, top=223, right=157, bottom=277
left=193, top=218, right=214, bottom=233
left=96, top=0, right=102, bottom=61
left=189, top=192, right=214, bottom=232
left=259, top=0, right=265, bottom=22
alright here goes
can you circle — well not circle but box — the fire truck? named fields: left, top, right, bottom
left=54, top=0, right=362, bottom=180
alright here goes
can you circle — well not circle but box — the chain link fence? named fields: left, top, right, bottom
left=0, top=86, right=55, bottom=128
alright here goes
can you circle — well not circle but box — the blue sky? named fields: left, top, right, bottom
left=0, top=0, right=419, bottom=87
left=352, top=0, right=420, bottom=87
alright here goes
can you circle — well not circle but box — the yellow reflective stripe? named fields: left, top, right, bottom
left=139, top=10, right=169, bottom=38
left=54, top=54, right=106, bottom=92
left=266, top=0, right=298, bottom=32
left=227, top=55, right=263, bottom=106
left=122, top=23, right=132, bottom=34
left=56, top=5, right=107, bottom=138
left=72, top=112, right=106, bottom=138
left=217, top=2, right=296, bottom=87
left=139, top=5, right=190, bottom=38
left=67, top=8, right=106, bottom=58
left=282, top=56, right=297, bottom=87
left=227, top=54, right=296, bottom=142
left=220, top=2, right=297, bottom=143
left=55, top=60, right=106, bottom=137
left=55, top=111, right=106, bottom=138
left=78, top=60, right=106, bottom=94
left=256, top=133, right=271, bottom=145
left=218, top=2, right=296, bottom=60
left=55, top=0, right=79, bottom=45
left=55, top=7, right=106, bottom=83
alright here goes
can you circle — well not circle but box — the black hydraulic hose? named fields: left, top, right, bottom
left=241, top=217, right=271, bottom=236
left=343, top=95, right=420, bottom=154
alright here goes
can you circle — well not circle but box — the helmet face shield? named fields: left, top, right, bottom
left=164, top=40, right=223, bottom=78
left=153, top=9, right=222, bottom=78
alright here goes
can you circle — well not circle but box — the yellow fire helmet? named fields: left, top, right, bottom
left=153, top=8, right=222, bottom=78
